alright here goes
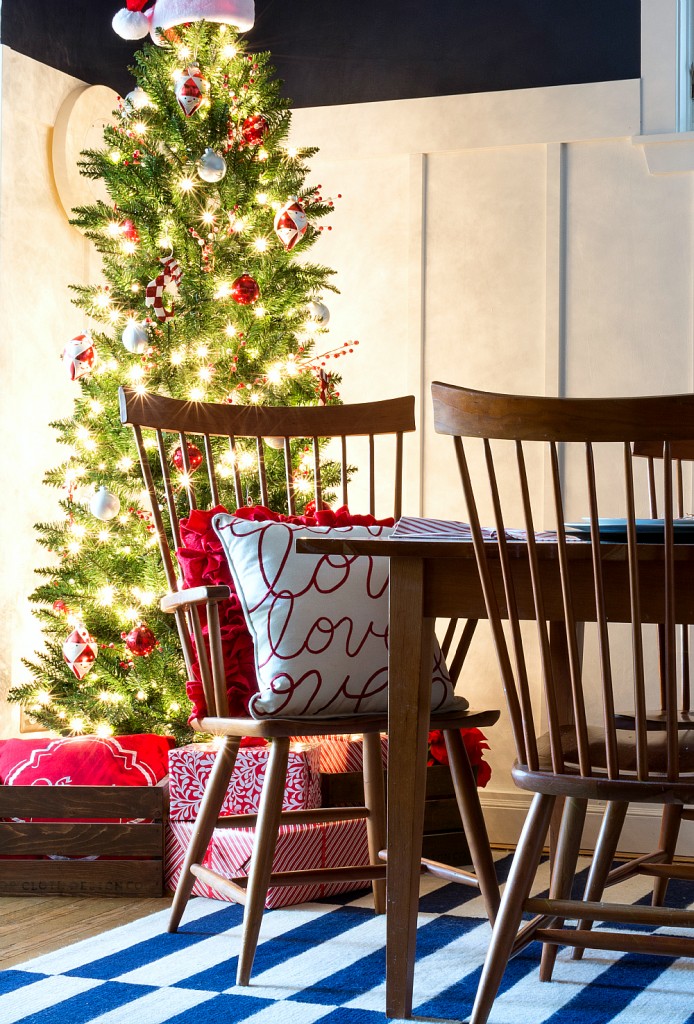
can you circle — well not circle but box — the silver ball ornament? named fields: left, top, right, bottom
left=124, top=86, right=152, bottom=112
left=265, top=437, right=286, bottom=450
left=306, top=300, right=330, bottom=327
left=122, top=321, right=149, bottom=354
left=90, top=486, right=121, bottom=522
left=196, top=148, right=227, bottom=183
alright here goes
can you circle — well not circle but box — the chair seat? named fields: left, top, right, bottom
left=614, top=709, right=694, bottom=731
left=512, top=725, right=694, bottom=802
left=195, top=705, right=500, bottom=739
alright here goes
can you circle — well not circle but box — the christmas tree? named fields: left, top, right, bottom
left=9, top=15, right=350, bottom=743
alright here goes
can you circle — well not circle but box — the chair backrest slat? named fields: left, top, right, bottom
left=204, top=434, right=220, bottom=507
left=256, top=436, right=269, bottom=507
left=623, top=442, right=649, bottom=779
left=585, top=441, right=619, bottom=779
left=550, top=441, right=591, bottom=776
left=483, top=439, right=538, bottom=770
left=369, top=434, right=376, bottom=516
left=454, top=435, right=530, bottom=766
left=283, top=437, right=296, bottom=515
left=228, top=435, right=243, bottom=509
left=312, top=437, right=322, bottom=509
left=341, top=436, right=349, bottom=508
left=157, top=428, right=183, bottom=554
left=633, top=441, right=693, bottom=717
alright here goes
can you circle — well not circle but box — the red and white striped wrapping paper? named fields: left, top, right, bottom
left=168, top=742, right=322, bottom=821
left=293, top=734, right=389, bottom=774
left=165, top=817, right=371, bottom=908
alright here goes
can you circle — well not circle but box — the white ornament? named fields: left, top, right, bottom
left=124, top=87, right=152, bottom=113
left=265, top=437, right=286, bottom=450
left=306, top=300, right=330, bottom=327
left=90, top=486, right=121, bottom=522
left=196, top=148, right=227, bottom=183
left=122, top=320, right=149, bottom=354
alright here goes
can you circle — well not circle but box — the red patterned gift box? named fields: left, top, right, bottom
left=299, top=733, right=389, bottom=774
left=168, top=741, right=322, bottom=821
left=166, top=817, right=370, bottom=908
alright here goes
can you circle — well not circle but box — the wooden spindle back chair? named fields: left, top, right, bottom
left=572, top=440, right=694, bottom=933
left=431, top=381, right=694, bottom=1024
left=119, top=385, right=500, bottom=986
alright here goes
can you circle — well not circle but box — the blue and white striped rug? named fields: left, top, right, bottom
left=3, top=854, right=694, bottom=1024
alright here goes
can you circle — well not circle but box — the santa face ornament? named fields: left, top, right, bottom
left=175, top=65, right=208, bottom=117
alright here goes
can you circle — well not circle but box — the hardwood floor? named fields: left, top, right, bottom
left=0, top=894, right=173, bottom=969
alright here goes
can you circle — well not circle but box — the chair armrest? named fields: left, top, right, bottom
left=160, top=585, right=231, bottom=613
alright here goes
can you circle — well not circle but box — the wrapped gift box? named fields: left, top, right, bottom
left=307, top=733, right=389, bottom=773
left=169, top=741, right=321, bottom=821
left=166, top=816, right=370, bottom=908
left=316, top=733, right=480, bottom=868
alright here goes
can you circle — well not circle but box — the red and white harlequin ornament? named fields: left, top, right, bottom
left=63, top=332, right=96, bottom=381
left=172, top=442, right=203, bottom=472
left=230, top=273, right=260, bottom=305
left=175, top=65, right=207, bottom=117
left=145, top=255, right=182, bottom=322
left=273, top=196, right=307, bottom=251
left=240, top=114, right=268, bottom=146
left=63, top=626, right=98, bottom=680
left=120, top=219, right=140, bottom=243
left=124, top=624, right=158, bottom=657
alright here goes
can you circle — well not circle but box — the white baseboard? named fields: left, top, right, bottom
left=480, top=789, right=693, bottom=856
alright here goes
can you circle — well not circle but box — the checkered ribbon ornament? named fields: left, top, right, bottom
left=145, top=256, right=182, bottom=322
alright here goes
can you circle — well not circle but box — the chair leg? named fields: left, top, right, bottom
left=236, top=736, right=291, bottom=987
left=469, top=793, right=555, bottom=1024
left=362, top=731, right=387, bottom=914
left=571, top=799, right=628, bottom=960
left=539, top=797, right=587, bottom=981
left=444, top=728, right=501, bottom=925
left=168, top=735, right=241, bottom=933
left=652, top=803, right=683, bottom=907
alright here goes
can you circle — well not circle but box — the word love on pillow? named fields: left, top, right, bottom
left=213, top=516, right=460, bottom=719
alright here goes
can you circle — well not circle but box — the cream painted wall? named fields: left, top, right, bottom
left=0, top=48, right=96, bottom=738
left=1, top=45, right=692, bottom=851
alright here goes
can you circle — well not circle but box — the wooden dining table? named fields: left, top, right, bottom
left=296, top=531, right=694, bottom=1020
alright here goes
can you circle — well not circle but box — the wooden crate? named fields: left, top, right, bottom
left=0, top=779, right=169, bottom=897
left=321, top=764, right=472, bottom=866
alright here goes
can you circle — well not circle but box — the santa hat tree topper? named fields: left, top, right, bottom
left=113, top=0, right=255, bottom=44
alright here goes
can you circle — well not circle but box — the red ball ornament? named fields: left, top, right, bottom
left=241, top=114, right=268, bottom=146
left=52, top=599, right=69, bottom=614
left=231, top=273, right=260, bottom=305
left=63, top=626, right=98, bottom=680
left=172, top=442, right=203, bottom=472
left=124, top=624, right=157, bottom=657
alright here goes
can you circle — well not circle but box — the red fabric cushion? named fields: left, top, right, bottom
left=176, top=504, right=395, bottom=722
left=0, top=734, right=174, bottom=787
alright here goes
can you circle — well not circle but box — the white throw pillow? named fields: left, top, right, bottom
left=213, top=515, right=462, bottom=719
